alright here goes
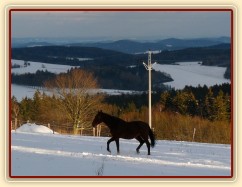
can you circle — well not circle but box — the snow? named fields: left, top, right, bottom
left=15, top=123, right=56, bottom=134
left=11, top=124, right=231, bottom=177
left=153, top=62, right=230, bottom=90
left=11, top=59, right=78, bottom=75
left=66, top=57, right=93, bottom=61
left=11, top=84, right=142, bottom=101
left=11, top=84, right=46, bottom=101
left=89, top=88, right=142, bottom=96
left=135, top=50, right=162, bottom=55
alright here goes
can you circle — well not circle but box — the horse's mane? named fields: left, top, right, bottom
left=102, top=112, right=126, bottom=124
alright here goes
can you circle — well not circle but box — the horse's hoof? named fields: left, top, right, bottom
left=136, top=150, right=140, bottom=154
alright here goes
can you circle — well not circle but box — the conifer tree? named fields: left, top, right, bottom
left=172, top=91, right=197, bottom=115
left=19, top=97, right=31, bottom=121
left=160, top=91, right=169, bottom=110
left=204, top=88, right=215, bottom=120
left=213, top=90, right=229, bottom=121
left=31, top=90, right=42, bottom=121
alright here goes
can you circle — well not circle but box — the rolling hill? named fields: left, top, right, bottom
left=12, top=37, right=231, bottom=54
left=11, top=43, right=231, bottom=91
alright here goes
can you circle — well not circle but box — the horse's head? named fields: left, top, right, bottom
left=92, top=110, right=104, bottom=127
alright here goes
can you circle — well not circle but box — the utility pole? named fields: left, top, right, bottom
left=143, top=50, right=156, bottom=129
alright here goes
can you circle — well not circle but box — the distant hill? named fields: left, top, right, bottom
left=11, top=46, right=136, bottom=66
left=12, top=43, right=231, bottom=67
left=12, top=37, right=231, bottom=54
left=67, top=37, right=230, bottom=54
left=149, top=43, right=231, bottom=67
left=12, top=42, right=54, bottom=48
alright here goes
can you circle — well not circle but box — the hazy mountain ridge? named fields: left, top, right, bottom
left=12, top=37, right=230, bottom=54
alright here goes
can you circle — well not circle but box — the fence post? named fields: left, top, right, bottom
left=14, top=118, right=18, bottom=130
left=98, top=125, right=101, bottom=137
left=192, top=128, right=196, bottom=142
left=93, top=128, right=96, bottom=136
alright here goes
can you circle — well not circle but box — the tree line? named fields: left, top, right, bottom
left=104, top=83, right=231, bottom=122
left=11, top=69, right=231, bottom=144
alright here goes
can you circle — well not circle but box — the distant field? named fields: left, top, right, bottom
left=153, top=61, right=230, bottom=89
left=11, top=59, right=78, bottom=74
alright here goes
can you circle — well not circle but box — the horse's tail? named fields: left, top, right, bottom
left=148, top=128, right=156, bottom=148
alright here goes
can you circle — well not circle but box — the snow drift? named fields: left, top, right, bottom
left=15, top=123, right=55, bottom=134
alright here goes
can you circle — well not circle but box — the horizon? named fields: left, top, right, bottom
left=12, top=35, right=231, bottom=44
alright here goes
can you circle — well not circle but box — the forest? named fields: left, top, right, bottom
left=11, top=66, right=173, bottom=91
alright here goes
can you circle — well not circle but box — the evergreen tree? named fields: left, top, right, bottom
left=31, top=90, right=42, bottom=121
left=225, top=93, right=231, bottom=121
left=172, top=91, right=197, bottom=116
left=160, top=91, right=169, bottom=110
left=204, top=88, right=215, bottom=120
left=20, top=97, right=33, bottom=121
left=213, top=90, right=229, bottom=121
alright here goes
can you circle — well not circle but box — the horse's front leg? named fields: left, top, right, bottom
left=115, top=138, right=120, bottom=154
left=107, top=137, right=115, bottom=153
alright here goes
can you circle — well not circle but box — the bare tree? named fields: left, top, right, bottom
left=45, top=69, right=103, bottom=134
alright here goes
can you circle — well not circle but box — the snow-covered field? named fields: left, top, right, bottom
left=11, top=124, right=231, bottom=177
left=153, top=62, right=230, bottom=90
left=11, top=59, right=78, bottom=74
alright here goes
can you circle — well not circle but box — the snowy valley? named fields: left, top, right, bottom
left=11, top=59, right=230, bottom=101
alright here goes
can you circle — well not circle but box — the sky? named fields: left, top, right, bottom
left=11, top=10, right=231, bottom=41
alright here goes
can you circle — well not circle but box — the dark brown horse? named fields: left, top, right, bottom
left=92, top=111, right=155, bottom=155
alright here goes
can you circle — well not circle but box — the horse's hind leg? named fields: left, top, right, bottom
left=115, top=138, right=120, bottom=154
left=145, top=140, right=151, bottom=155
left=107, top=137, right=115, bottom=153
left=142, top=137, right=151, bottom=155
left=135, top=136, right=145, bottom=154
